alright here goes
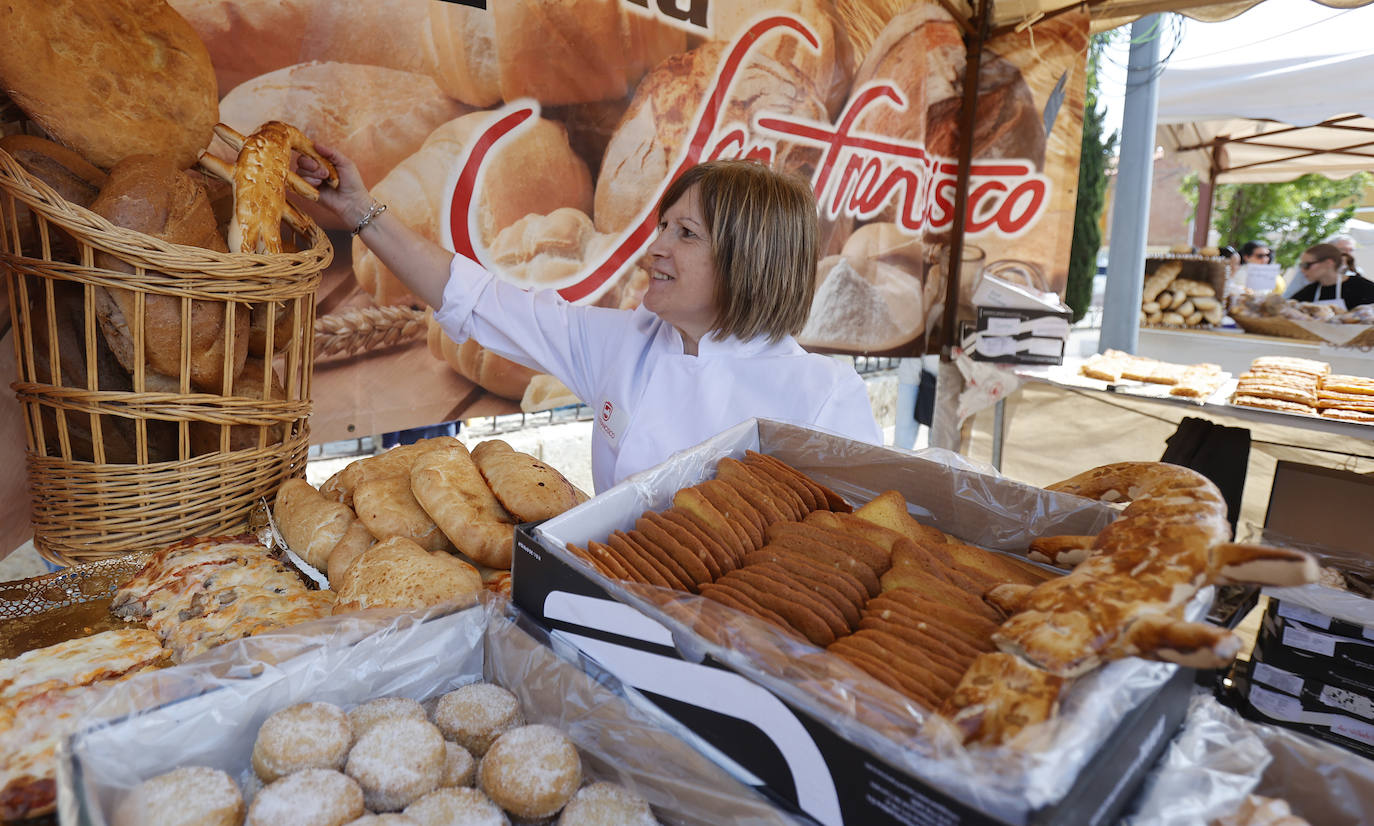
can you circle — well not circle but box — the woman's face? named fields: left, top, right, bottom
left=1299, top=254, right=1341, bottom=286
left=645, top=185, right=719, bottom=347
left=1244, top=247, right=1271, bottom=265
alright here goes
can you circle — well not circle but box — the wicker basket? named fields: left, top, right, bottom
left=1230, top=307, right=1374, bottom=348
left=0, top=144, right=331, bottom=566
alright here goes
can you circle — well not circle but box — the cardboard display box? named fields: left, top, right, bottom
left=1252, top=598, right=1374, bottom=691
left=514, top=418, right=1199, bottom=826
left=1223, top=657, right=1374, bottom=762
left=61, top=604, right=797, bottom=826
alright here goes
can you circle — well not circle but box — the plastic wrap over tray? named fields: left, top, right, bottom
left=1125, top=691, right=1374, bottom=826
left=59, top=599, right=797, bottom=826
left=533, top=418, right=1198, bottom=822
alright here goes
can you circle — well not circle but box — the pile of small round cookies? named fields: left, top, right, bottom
left=112, top=682, right=659, bottom=826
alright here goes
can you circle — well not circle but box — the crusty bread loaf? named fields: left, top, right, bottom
left=333, top=536, right=483, bottom=614
left=187, top=358, right=286, bottom=455
left=411, top=444, right=516, bottom=569
left=593, top=41, right=828, bottom=234
left=169, top=0, right=439, bottom=95
left=471, top=440, right=581, bottom=522
left=319, top=436, right=463, bottom=507
left=89, top=155, right=249, bottom=393
left=354, top=113, right=592, bottom=306
left=429, top=0, right=683, bottom=107
left=0, top=0, right=218, bottom=170
left=709, top=0, right=848, bottom=117
left=0, top=135, right=108, bottom=262
left=24, top=281, right=178, bottom=463
left=274, top=478, right=366, bottom=573
left=353, top=474, right=453, bottom=552
left=214, top=62, right=469, bottom=190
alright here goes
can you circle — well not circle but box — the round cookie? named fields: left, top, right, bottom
left=246, top=769, right=364, bottom=826
left=440, top=740, right=477, bottom=787
left=557, top=782, right=657, bottom=826
left=113, top=766, right=243, bottom=826
left=478, top=725, right=581, bottom=820
left=345, top=816, right=420, bottom=825
left=349, top=696, right=428, bottom=740
left=346, top=716, right=446, bottom=811
left=432, top=683, right=523, bottom=756
left=404, top=787, right=509, bottom=826
left=252, top=701, right=353, bottom=782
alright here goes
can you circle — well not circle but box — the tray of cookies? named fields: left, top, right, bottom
left=514, top=418, right=1224, bottom=826
left=61, top=601, right=797, bottom=826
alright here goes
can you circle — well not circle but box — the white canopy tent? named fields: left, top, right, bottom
left=1154, top=3, right=1374, bottom=241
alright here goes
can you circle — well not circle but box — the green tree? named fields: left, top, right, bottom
left=1066, top=33, right=1118, bottom=323
left=1184, top=172, right=1368, bottom=269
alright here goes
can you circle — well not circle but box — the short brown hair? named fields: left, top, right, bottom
left=658, top=160, right=817, bottom=343
left=1303, top=242, right=1346, bottom=265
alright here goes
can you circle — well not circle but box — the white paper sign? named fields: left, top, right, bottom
left=1247, top=263, right=1281, bottom=292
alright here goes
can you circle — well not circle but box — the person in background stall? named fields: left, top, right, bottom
left=297, top=147, right=882, bottom=493
left=1290, top=243, right=1374, bottom=310
left=1326, top=233, right=1366, bottom=279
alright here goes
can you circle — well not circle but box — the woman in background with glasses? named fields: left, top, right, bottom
left=1290, top=243, right=1374, bottom=310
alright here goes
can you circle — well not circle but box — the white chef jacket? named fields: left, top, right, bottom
left=434, top=255, right=882, bottom=493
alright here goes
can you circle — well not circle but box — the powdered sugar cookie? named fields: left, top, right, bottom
left=252, top=702, right=353, bottom=782
left=440, top=740, right=476, bottom=787
left=349, top=696, right=428, bottom=740
left=478, top=725, right=581, bottom=820
left=346, top=716, right=446, bottom=811
left=246, top=769, right=364, bottom=826
left=113, top=766, right=243, bottom=826
left=557, top=781, right=657, bottom=825
left=432, top=683, right=523, bottom=756
left=404, top=787, right=509, bottom=826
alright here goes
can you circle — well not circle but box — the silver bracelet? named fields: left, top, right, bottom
left=351, top=201, right=388, bottom=236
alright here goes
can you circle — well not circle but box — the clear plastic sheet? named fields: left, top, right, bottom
left=58, top=598, right=797, bottom=826
left=1124, top=691, right=1374, bottom=826
left=1121, top=692, right=1271, bottom=825
left=534, top=418, right=1195, bottom=823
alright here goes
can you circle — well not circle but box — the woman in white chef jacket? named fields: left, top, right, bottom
left=1290, top=243, right=1374, bottom=311
left=299, top=148, right=882, bottom=494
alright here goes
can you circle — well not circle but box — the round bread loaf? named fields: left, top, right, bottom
left=246, top=769, right=365, bottom=826
left=709, top=0, right=847, bottom=116
left=251, top=701, right=353, bottom=782
left=556, top=781, right=657, bottom=826
left=403, top=787, right=507, bottom=826
left=333, top=537, right=483, bottom=614
left=187, top=358, right=286, bottom=454
left=349, top=696, right=429, bottom=741
left=169, top=0, right=439, bottom=94
left=345, top=716, right=447, bottom=812
left=112, top=766, right=243, bottom=826
left=593, top=41, right=827, bottom=235
left=428, top=0, right=682, bottom=107
left=432, top=683, right=522, bottom=757
left=477, top=724, right=581, bottom=820
left=89, top=155, right=249, bottom=393
left=0, top=0, right=217, bottom=170
left=353, top=113, right=592, bottom=307
left=352, top=474, right=452, bottom=552
left=470, top=440, right=581, bottom=522
left=214, top=60, right=468, bottom=205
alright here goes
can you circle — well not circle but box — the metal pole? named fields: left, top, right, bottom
left=1100, top=14, right=1164, bottom=354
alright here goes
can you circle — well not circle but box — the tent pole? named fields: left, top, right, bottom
left=1191, top=140, right=1221, bottom=248
left=1100, top=13, right=1163, bottom=354
left=929, top=0, right=991, bottom=453
left=938, top=0, right=990, bottom=365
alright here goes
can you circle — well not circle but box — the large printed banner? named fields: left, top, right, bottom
left=182, top=0, right=1088, bottom=443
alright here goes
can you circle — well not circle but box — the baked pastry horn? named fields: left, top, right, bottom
left=197, top=152, right=311, bottom=242
left=1107, top=614, right=1243, bottom=670
left=212, top=123, right=338, bottom=200
left=1207, top=542, right=1321, bottom=587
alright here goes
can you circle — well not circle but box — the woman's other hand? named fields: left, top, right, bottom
left=297, top=142, right=373, bottom=230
